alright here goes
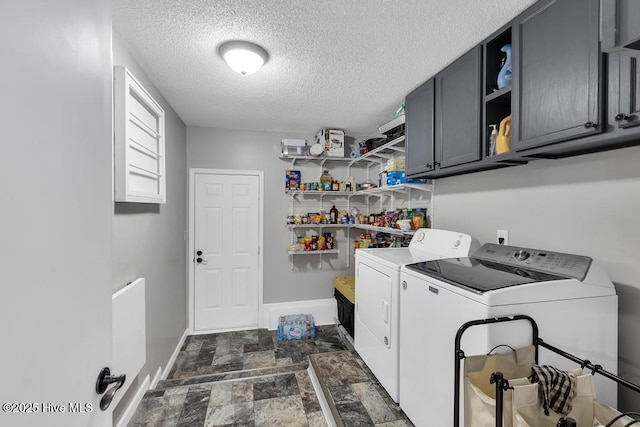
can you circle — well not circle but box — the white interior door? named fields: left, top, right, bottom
left=0, top=0, right=113, bottom=425
left=193, top=172, right=261, bottom=331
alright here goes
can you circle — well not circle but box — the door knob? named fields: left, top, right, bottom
left=196, top=257, right=207, bottom=264
left=615, top=113, right=631, bottom=122
left=95, top=367, right=126, bottom=411
left=584, top=121, right=597, bottom=128
left=196, top=250, right=203, bottom=256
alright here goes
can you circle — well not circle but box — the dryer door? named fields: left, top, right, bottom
left=356, top=262, right=393, bottom=348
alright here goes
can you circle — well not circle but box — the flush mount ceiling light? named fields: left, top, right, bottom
left=218, top=40, right=269, bottom=76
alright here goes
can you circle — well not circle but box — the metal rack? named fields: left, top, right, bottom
left=281, top=135, right=435, bottom=270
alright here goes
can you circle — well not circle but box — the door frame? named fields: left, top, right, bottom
left=187, top=168, right=264, bottom=333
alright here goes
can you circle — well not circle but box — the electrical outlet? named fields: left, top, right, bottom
left=497, top=230, right=509, bottom=245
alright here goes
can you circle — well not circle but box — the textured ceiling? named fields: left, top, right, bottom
left=112, top=0, right=538, bottom=139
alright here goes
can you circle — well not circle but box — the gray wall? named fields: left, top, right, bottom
left=187, top=126, right=354, bottom=304
left=433, top=144, right=640, bottom=411
left=112, top=32, right=188, bottom=422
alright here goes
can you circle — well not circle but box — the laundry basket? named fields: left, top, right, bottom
left=499, top=368, right=638, bottom=427
left=455, top=315, right=640, bottom=427
left=463, top=345, right=536, bottom=427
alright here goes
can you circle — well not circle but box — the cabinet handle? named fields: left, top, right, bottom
left=584, top=121, right=597, bottom=128
left=426, top=163, right=432, bottom=169
left=434, top=162, right=441, bottom=167
left=615, top=113, right=631, bottom=122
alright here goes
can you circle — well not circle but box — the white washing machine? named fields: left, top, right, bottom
left=354, top=228, right=479, bottom=403
left=398, top=243, right=618, bottom=427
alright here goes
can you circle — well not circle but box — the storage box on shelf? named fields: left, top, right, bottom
left=281, top=139, right=307, bottom=156
left=315, top=129, right=345, bottom=157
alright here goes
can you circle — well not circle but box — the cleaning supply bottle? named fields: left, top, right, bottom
left=496, top=115, right=512, bottom=154
left=488, top=124, right=498, bottom=157
left=497, top=44, right=512, bottom=89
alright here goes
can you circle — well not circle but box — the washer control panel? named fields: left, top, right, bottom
left=473, top=243, right=592, bottom=281
left=409, top=228, right=475, bottom=255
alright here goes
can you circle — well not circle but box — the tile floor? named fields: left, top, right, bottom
left=128, top=326, right=413, bottom=427
left=309, top=351, right=411, bottom=426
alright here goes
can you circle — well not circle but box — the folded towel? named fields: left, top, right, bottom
left=530, top=365, right=577, bottom=416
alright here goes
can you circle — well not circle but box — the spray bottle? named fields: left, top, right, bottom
left=488, top=124, right=498, bottom=157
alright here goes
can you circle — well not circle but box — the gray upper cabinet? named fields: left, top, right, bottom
left=435, top=46, right=482, bottom=168
left=512, top=0, right=602, bottom=152
left=405, top=79, right=435, bottom=177
left=403, top=0, right=640, bottom=180
left=609, top=53, right=640, bottom=133
left=601, top=0, right=640, bottom=54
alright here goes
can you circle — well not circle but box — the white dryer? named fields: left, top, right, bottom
left=399, top=243, right=618, bottom=427
left=354, top=228, right=478, bottom=403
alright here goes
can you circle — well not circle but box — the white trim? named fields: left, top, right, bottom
left=307, top=365, right=338, bottom=427
left=260, top=298, right=338, bottom=330
left=114, top=374, right=150, bottom=427
left=188, top=325, right=260, bottom=335
left=188, top=168, right=264, bottom=333
left=161, top=328, right=188, bottom=380
left=113, top=328, right=187, bottom=427
left=150, top=366, right=163, bottom=389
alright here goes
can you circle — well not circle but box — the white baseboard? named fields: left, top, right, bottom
left=114, top=374, right=151, bottom=427
left=114, top=328, right=188, bottom=427
left=151, top=366, right=162, bottom=389
left=189, top=325, right=258, bottom=335
left=161, top=329, right=188, bottom=380
left=260, top=298, right=338, bottom=330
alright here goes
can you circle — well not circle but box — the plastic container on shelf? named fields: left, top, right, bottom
left=496, top=115, right=512, bottom=154
left=320, top=170, right=333, bottom=190
left=411, top=209, right=425, bottom=230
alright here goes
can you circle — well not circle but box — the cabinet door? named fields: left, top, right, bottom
left=610, top=53, right=640, bottom=130
left=405, top=79, right=435, bottom=177
left=435, top=46, right=482, bottom=169
left=513, top=0, right=601, bottom=151
left=602, top=0, right=640, bottom=53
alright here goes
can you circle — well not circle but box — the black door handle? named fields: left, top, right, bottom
left=196, top=250, right=203, bottom=256
left=96, top=367, right=126, bottom=411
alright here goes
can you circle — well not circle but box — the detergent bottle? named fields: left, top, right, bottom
left=496, top=115, right=512, bottom=154
left=497, top=44, right=512, bottom=89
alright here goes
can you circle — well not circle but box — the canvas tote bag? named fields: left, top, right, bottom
left=511, top=368, right=596, bottom=427
left=464, top=345, right=536, bottom=427
left=593, top=401, right=638, bottom=427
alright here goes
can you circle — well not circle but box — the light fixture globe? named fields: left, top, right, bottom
left=218, top=40, right=269, bottom=76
